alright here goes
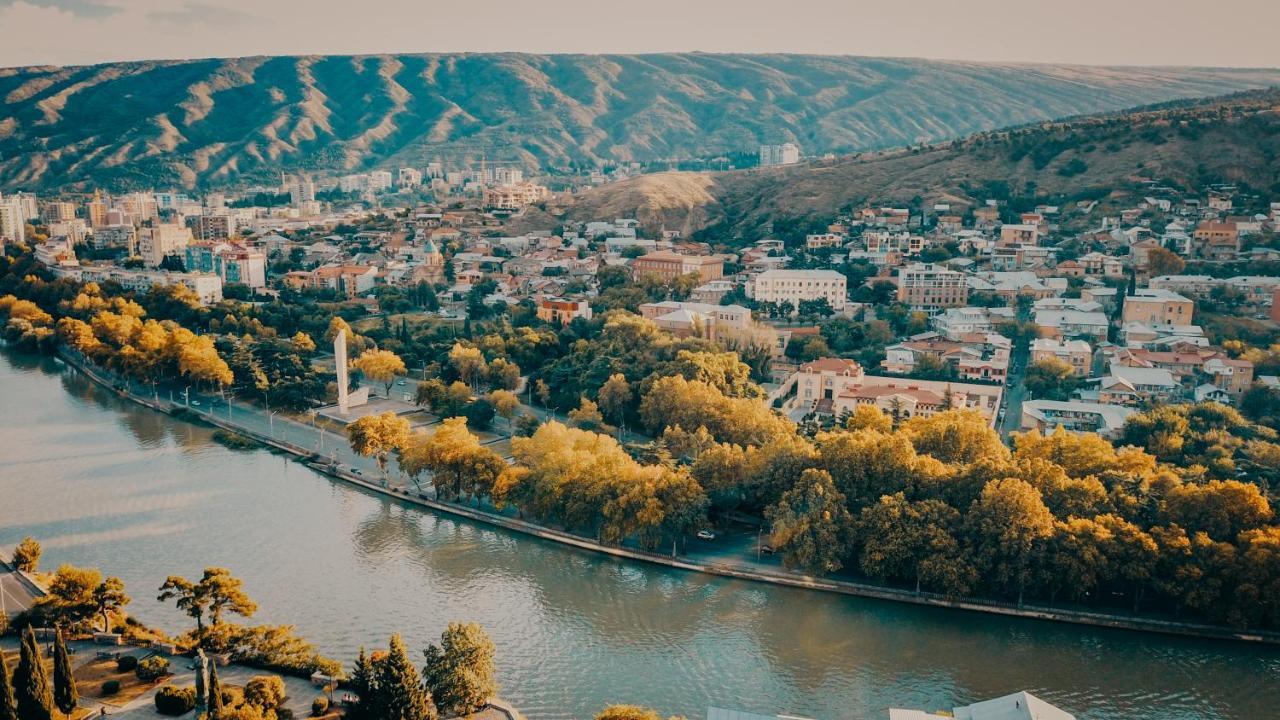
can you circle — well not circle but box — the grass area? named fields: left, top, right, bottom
left=212, top=429, right=261, bottom=450
left=74, top=655, right=168, bottom=708
left=350, top=311, right=453, bottom=333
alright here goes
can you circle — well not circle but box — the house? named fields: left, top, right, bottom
left=1021, top=400, right=1135, bottom=439
left=1095, top=365, right=1178, bottom=405
left=1034, top=309, right=1109, bottom=341
left=1192, top=221, right=1240, bottom=259
left=1031, top=338, right=1092, bottom=375
left=889, top=691, right=1074, bottom=720
left=1122, top=288, right=1194, bottom=326
left=536, top=298, right=592, bottom=324
left=638, top=301, right=753, bottom=341
left=896, top=263, right=968, bottom=311
left=932, top=306, right=1016, bottom=342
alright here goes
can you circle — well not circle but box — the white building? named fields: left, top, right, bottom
left=749, top=269, right=847, bottom=310
left=398, top=168, right=423, bottom=188
left=368, top=171, right=394, bottom=192
left=0, top=195, right=26, bottom=246
left=759, top=143, right=800, bottom=167
left=71, top=266, right=223, bottom=305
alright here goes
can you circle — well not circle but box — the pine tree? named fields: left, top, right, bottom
left=207, top=660, right=223, bottom=718
left=51, top=632, right=77, bottom=719
left=0, top=647, right=18, bottom=720
left=348, top=647, right=379, bottom=720
left=14, top=627, right=53, bottom=720
left=376, top=634, right=436, bottom=720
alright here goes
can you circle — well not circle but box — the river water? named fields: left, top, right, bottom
left=1, top=349, right=1277, bottom=719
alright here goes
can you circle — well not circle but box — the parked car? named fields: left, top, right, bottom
left=397, top=380, right=407, bottom=386
left=191, top=400, right=201, bottom=407
left=696, top=530, right=716, bottom=541
left=760, top=544, right=776, bottom=555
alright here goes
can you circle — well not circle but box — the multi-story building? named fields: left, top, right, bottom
left=805, top=233, right=845, bottom=249
left=1034, top=309, right=1109, bottom=341
left=185, top=242, right=267, bottom=290
left=1031, top=338, right=1092, bottom=375
left=932, top=306, right=1017, bottom=342
left=749, top=269, right=847, bottom=311
left=138, top=223, right=193, bottom=266
left=368, top=171, right=394, bottom=192
left=86, top=191, right=108, bottom=228
left=536, top=298, right=593, bottom=324
left=759, top=143, right=800, bottom=167
left=285, top=174, right=316, bottom=205
left=897, top=263, right=968, bottom=311
left=998, top=223, right=1040, bottom=246
left=1122, top=288, right=1194, bottom=326
left=483, top=182, right=549, bottom=210
left=398, top=168, right=423, bottom=188
left=307, top=265, right=378, bottom=299
left=194, top=214, right=235, bottom=242
left=90, top=225, right=136, bottom=253
left=0, top=195, right=27, bottom=246
left=1193, top=221, right=1240, bottom=259
left=638, top=301, right=753, bottom=341
left=1020, top=400, right=1136, bottom=439
left=632, top=250, right=724, bottom=283
left=71, top=266, right=223, bottom=305
left=42, top=201, right=77, bottom=223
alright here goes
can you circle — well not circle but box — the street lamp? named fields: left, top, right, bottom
left=269, top=410, right=279, bottom=438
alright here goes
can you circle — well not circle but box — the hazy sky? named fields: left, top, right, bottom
left=1, top=0, right=1277, bottom=69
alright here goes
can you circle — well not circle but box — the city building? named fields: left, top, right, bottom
left=86, top=191, right=108, bottom=228
left=483, top=182, right=550, bottom=210
left=749, top=269, right=847, bottom=311
left=897, top=263, right=968, bottom=311
left=42, top=200, right=77, bottom=223
left=1193, top=221, right=1240, bottom=259
left=70, top=266, right=223, bottom=305
left=759, top=142, right=800, bottom=167
left=638, top=301, right=753, bottom=341
left=890, top=690, right=1074, bottom=720
left=398, top=167, right=423, bottom=188
left=632, top=250, right=725, bottom=283
left=1122, top=288, right=1194, bottom=326
left=184, top=242, right=267, bottom=290
left=998, top=223, right=1040, bottom=246
left=194, top=214, right=236, bottom=242
left=0, top=195, right=26, bottom=246
left=1020, top=400, right=1136, bottom=439
left=536, top=298, right=593, bottom=324
left=138, top=223, right=193, bottom=266
left=1031, top=338, right=1092, bottom=375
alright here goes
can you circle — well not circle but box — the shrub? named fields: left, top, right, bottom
left=101, top=680, right=121, bottom=696
left=135, top=655, right=169, bottom=681
left=244, top=675, right=287, bottom=710
left=116, top=655, right=138, bottom=672
left=155, top=685, right=196, bottom=716
left=311, top=696, right=330, bottom=716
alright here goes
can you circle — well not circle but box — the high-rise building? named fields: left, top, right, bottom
left=896, top=263, right=969, bottom=311
left=493, top=167, right=523, bottom=186
left=194, top=214, right=235, bottom=242
left=285, top=174, right=315, bottom=206
left=86, top=190, right=108, bottom=228
left=759, top=143, right=800, bottom=167
left=368, top=170, right=393, bottom=192
left=42, top=201, right=77, bottom=223
left=0, top=195, right=26, bottom=246
left=398, top=168, right=423, bottom=188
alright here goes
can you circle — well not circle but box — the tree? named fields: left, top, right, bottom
left=596, top=706, right=665, bottom=720
left=764, top=469, right=853, bottom=575
left=11, top=536, right=40, bottom=573
left=1024, top=357, right=1081, bottom=401
left=903, top=409, right=1009, bottom=466
left=398, top=418, right=506, bottom=500
left=488, top=390, right=520, bottom=434
left=596, top=373, right=632, bottom=430
left=347, top=412, right=412, bottom=478
left=158, top=568, right=257, bottom=647
left=964, top=478, right=1055, bottom=604
left=92, top=576, right=129, bottom=632
left=449, top=344, right=487, bottom=388
left=1147, top=246, right=1186, bottom=276
left=14, top=627, right=52, bottom=720
left=243, top=675, right=286, bottom=711
left=291, top=331, right=316, bottom=353
left=37, top=565, right=102, bottom=627
left=348, top=648, right=379, bottom=720
left=352, top=349, right=408, bottom=395
left=52, top=632, right=77, bottom=719
left=569, top=397, right=611, bottom=434
left=421, top=622, right=498, bottom=717
left=378, top=634, right=437, bottom=720
left=1161, top=480, right=1273, bottom=540
left=855, top=493, right=965, bottom=594
left=486, top=358, right=521, bottom=391
left=845, top=404, right=892, bottom=433
left=0, top=643, right=17, bottom=720
left=207, top=661, right=223, bottom=719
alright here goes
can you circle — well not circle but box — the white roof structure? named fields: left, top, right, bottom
left=891, top=692, right=1074, bottom=720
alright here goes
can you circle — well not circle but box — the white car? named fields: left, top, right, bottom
left=696, top=530, right=716, bottom=541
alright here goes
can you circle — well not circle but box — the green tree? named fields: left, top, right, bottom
left=14, top=627, right=53, bottom=720
left=158, top=568, right=258, bottom=647
left=965, top=478, right=1056, bottom=604
left=377, top=634, right=437, bottom=720
left=348, top=648, right=379, bottom=720
left=421, top=622, right=498, bottom=716
left=347, top=412, right=412, bottom=478
left=207, top=661, right=223, bottom=718
left=52, top=632, right=77, bottom=719
left=764, top=469, right=853, bottom=575
left=1024, top=357, right=1081, bottom=401
left=855, top=493, right=965, bottom=594
left=0, top=645, right=18, bottom=720
left=92, top=576, right=129, bottom=633
left=11, top=537, right=41, bottom=573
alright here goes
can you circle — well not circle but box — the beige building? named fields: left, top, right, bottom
left=138, top=223, right=194, bottom=266
left=749, top=269, right=847, bottom=311
left=1031, top=338, right=1092, bottom=375
left=1122, top=288, right=1194, bottom=326
left=896, top=263, right=968, bottom=311
left=483, top=183, right=549, bottom=210
left=536, top=298, right=593, bottom=324
left=632, top=250, right=724, bottom=283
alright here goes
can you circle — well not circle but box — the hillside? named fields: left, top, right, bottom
left=555, top=89, right=1280, bottom=240
left=2, top=54, right=1280, bottom=191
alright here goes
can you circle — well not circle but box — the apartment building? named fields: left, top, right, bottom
left=307, top=265, right=378, bottom=299
left=759, top=143, right=800, bottom=166
left=194, top=214, right=235, bottom=242
left=638, top=301, right=753, bottom=341
left=896, top=263, right=968, bottom=311
left=1122, top=288, right=1194, bottom=326
left=749, top=269, right=847, bottom=310
left=185, top=242, right=267, bottom=290
left=1193, top=221, right=1240, bottom=259
left=483, top=182, right=549, bottom=210
left=138, top=223, right=194, bottom=267
left=805, top=233, right=845, bottom=249
left=0, top=195, right=26, bottom=246
left=73, top=266, right=223, bottom=305
left=632, top=250, right=724, bottom=283
left=932, top=306, right=1016, bottom=342
left=998, top=223, right=1040, bottom=246
left=1020, top=400, right=1135, bottom=439
left=536, top=298, right=593, bottom=324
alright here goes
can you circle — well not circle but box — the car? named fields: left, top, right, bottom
left=396, top=380, right=407, bottom=386
left=191, top=400, right=201, bottom=407
left=760, top=544, right=776, bottom=555
left=352, top=468, right=363, bottom=476
left=695, top=530, right=716, bottom=541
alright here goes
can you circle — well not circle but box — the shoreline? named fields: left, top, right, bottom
left=53, top=348, right=1280, bottom=648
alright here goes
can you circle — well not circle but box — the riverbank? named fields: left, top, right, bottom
left=54, top=348, right=1280, bottom=647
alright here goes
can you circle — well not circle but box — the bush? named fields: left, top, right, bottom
left=154, top=685, right=196, bottom=716
left=244, top=675, right=287, bottom=710
left=311, top=696, right=330, bottom=716
left=135, top=655, right=169, bottom=681
left=116, top=655, right=138, bottom=672
left=101, top=680, right=121, bottom=696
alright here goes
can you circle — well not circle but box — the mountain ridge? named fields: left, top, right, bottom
left=2, top=52, right=1280, bottom=191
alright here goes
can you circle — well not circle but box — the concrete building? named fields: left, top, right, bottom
left=307, top=265, right=378, bottom=298
left=184, top=242, right=267, bottom=290
left=194, top=214, right=235, bottom=242
left=759, top=143, right=800, bottom=167
left=897, top=263, right=968, bottom=311
left=72, top=266, right=223, bottom=305
left=890, top=690, right=1074, bottom=720
left=638, top=301, right=753, bottom=341
left=632, top=250, right=724, bottom=283
left=998, top=223, right=1040, bottom=246
left=1122, top=288, right=1194, bottom=326
left=0, top=195, right=26, bottom=246
left=536, top=298, right=593, bottom=324
left=749, top=269, right=847, bottom=311
left=1021, top=399, right=1136, bottom=439
left=138, top=223, right=193, bottom=267
left=483, top=183, right=549, bottom=210
left=398, top=167, right=423, bottom=188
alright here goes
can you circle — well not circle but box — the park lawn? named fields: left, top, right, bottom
left=74, top=656, right=169, bottom=708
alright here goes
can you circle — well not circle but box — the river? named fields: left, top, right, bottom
left=1, top=349, right=1277, bottom=719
